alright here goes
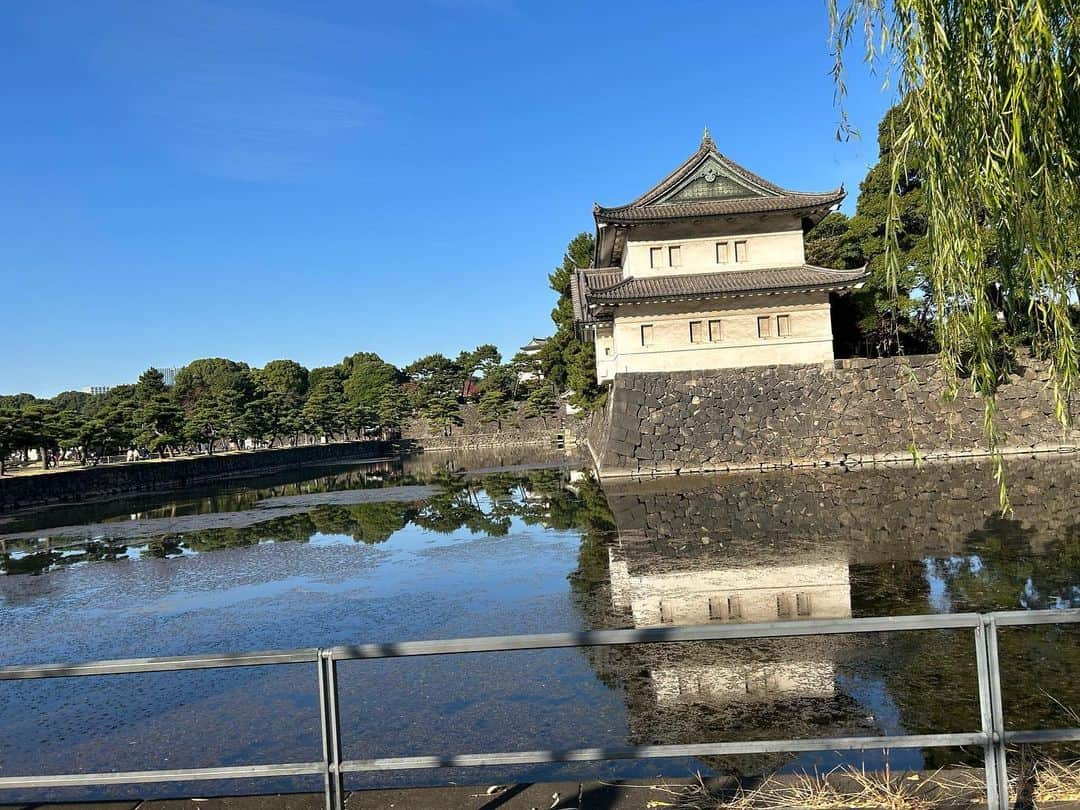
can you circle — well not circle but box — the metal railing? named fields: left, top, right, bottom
left=0, top=609, right=1078, bottom=810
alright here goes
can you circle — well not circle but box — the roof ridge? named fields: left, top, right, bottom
left=597, top=136, right=842, bottom=213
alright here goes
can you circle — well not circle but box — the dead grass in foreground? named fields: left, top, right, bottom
left=1031, top=757, right=1080, bottom=804
left=635, top=756, right=1080, bottom=808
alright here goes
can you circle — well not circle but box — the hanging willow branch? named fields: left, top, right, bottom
left=829, top=0, right=1080, bottom=509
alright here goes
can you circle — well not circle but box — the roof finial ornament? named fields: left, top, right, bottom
left=702, top=125, right=715, bottom=150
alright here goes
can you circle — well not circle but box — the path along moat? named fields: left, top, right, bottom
left=0, top=449, right=1077, bottom=803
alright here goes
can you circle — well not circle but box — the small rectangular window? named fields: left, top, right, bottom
left=708, top=319, right=722, bottom=342
left=716, top=241, right=729, bottom=264
left=796, top=592, right=812, bottom=617
left=640, top=324, right=654, bottom=346
left=727, top=596, right=742, bottom=620
left=668, top=245, right=681, bottom=266
left=689, top=320, right=704, bottom=343
left=659, top=601, right=674, bottom=624
left=776, top=593, right=793, bottom=618
left=757, top=316, right=771, bottom=339
left=708, top=597, right=723, bottom=620
left=649, top=246, right=663, bottom=268
left=776, top=314, right=791, bottom=337
left=604, top=346, right=611, bottom=356
left=735, top=240, right=748, bottom=262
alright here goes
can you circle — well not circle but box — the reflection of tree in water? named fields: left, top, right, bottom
left=934, top=518, right=1080, bottom=611
left=874, top=516, right=1080, bottom=762
left=413, top=469, right=617, bottom=542
left=1, top=468, right=614, bottom=576
left=571, top=484, right=1080, bottom=777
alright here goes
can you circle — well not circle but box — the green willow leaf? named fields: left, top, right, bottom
left=829, top=0, right=1080, bottom=510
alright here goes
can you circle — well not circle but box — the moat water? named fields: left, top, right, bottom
left=0, top=449, right=1078, bottom=802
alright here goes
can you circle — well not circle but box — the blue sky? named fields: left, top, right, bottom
left=2, top=1, right=893, bottom=397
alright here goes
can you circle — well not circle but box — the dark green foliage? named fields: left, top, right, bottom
left=2, top=339, right=565, bottom=471
left=423, top=393, right=462, bottom=437
left=540, top=232, right=606, bottom=410
left=805, top=103, right=936, bottom=357
left=477, top=389, right=513, bottom=431
left=523, top=384, right=557, bottom=427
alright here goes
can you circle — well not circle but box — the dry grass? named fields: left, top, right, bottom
left=720, top=766, right=940, bottom=810
left=1030, top=756, right=1080, bottom=804
left=649, top=766, right=951, bottom=810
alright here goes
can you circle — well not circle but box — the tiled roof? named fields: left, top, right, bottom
left=594, top=192, right=845, bottom=223
left=594, top=132, right=845, bottom=225
left=573, top=265, right=869, bottom=321
left=571, top=267, right=623, bottom=323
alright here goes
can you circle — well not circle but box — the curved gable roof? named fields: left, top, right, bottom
left=594, top=131, right=845, bottom=225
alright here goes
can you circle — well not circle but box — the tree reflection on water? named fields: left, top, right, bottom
left=569, top=459, right=1080, bottom=775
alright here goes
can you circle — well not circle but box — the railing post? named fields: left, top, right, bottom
left=317, top=650, right=346, bottom=810
left=975, top=618, right=1009, bottom=810
left=325, top=650, right=346, bottom=810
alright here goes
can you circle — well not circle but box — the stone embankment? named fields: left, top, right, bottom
left=587, top=353, right=1079, bottom=478
left=402, top=402, right=572, bottom=452
left=0, top=440, right=388, bottom=513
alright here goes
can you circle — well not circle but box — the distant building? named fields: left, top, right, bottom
left=572, top=130, right=868, bottom=382
left=516, top=336, right=548, bottom=384
left=79, top=366, right=178, bottom=396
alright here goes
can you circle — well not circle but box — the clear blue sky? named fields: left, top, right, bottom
left=2, top=1, right=893, bottom=397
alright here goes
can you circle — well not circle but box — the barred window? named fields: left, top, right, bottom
left=708, top=319, right=722, bottom=342
left=727, top=596, right=743, bottom=619
left=776, top=593, right=793, bottom=618
left=689, top=320, right=704, bottom=343
left=796, top=592, right=812, bottom=617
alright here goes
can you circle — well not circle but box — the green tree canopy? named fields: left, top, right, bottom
left=830, top=0, right=1080, bottom=506
left=540, top=232, right=605, bottom=410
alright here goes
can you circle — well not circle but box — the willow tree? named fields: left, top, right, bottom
left=829, top=0, right=1080, bottom=507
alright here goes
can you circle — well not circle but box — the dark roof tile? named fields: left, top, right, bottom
left=573, top=265, right=869, bottom=320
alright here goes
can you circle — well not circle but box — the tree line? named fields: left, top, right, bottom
left=805, top=101, right=1080, bottom=363
left=0, top=346, right=564, bottom=473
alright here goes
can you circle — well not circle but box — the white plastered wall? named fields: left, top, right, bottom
left=623, top=229, right=806, bottom=278
left=608, top=292, right=835, bottom=375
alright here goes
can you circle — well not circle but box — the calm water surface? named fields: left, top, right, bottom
left=1, top=450, right=1077, bottom=801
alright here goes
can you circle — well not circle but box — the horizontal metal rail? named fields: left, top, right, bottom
left=0, top=608, right=1077, bottom=810
left=338, top=733, right=988, bottom=773
left=0, top=648, right=319, bottom=680
left=0, top=762, right=325, bottom=789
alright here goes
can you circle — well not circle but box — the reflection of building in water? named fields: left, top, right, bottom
left=651, top=660, right=835, bottom=705
left=575, top=459, right=1080, bottom=774
left=603, top=533, right=852, bottom=713
left=609, top=547, right=851, bottom=626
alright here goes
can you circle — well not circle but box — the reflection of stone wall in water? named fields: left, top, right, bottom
left=572, top=457, right=1080, bottom=774
left=589, top=353, right=1079, bottom=477
left=603, top=456, right=1080, bottom=565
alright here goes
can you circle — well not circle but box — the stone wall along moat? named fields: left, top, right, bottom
left=588, top=353, right=1079, bottom=477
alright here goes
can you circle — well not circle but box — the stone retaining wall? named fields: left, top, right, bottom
left=402, top=401, right=574, bottom=452
left=590, top=354, right=1079, bottom=478
left=0, top=441, right=388, bottom=513
left=405, top=430, right=569, bottom=452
